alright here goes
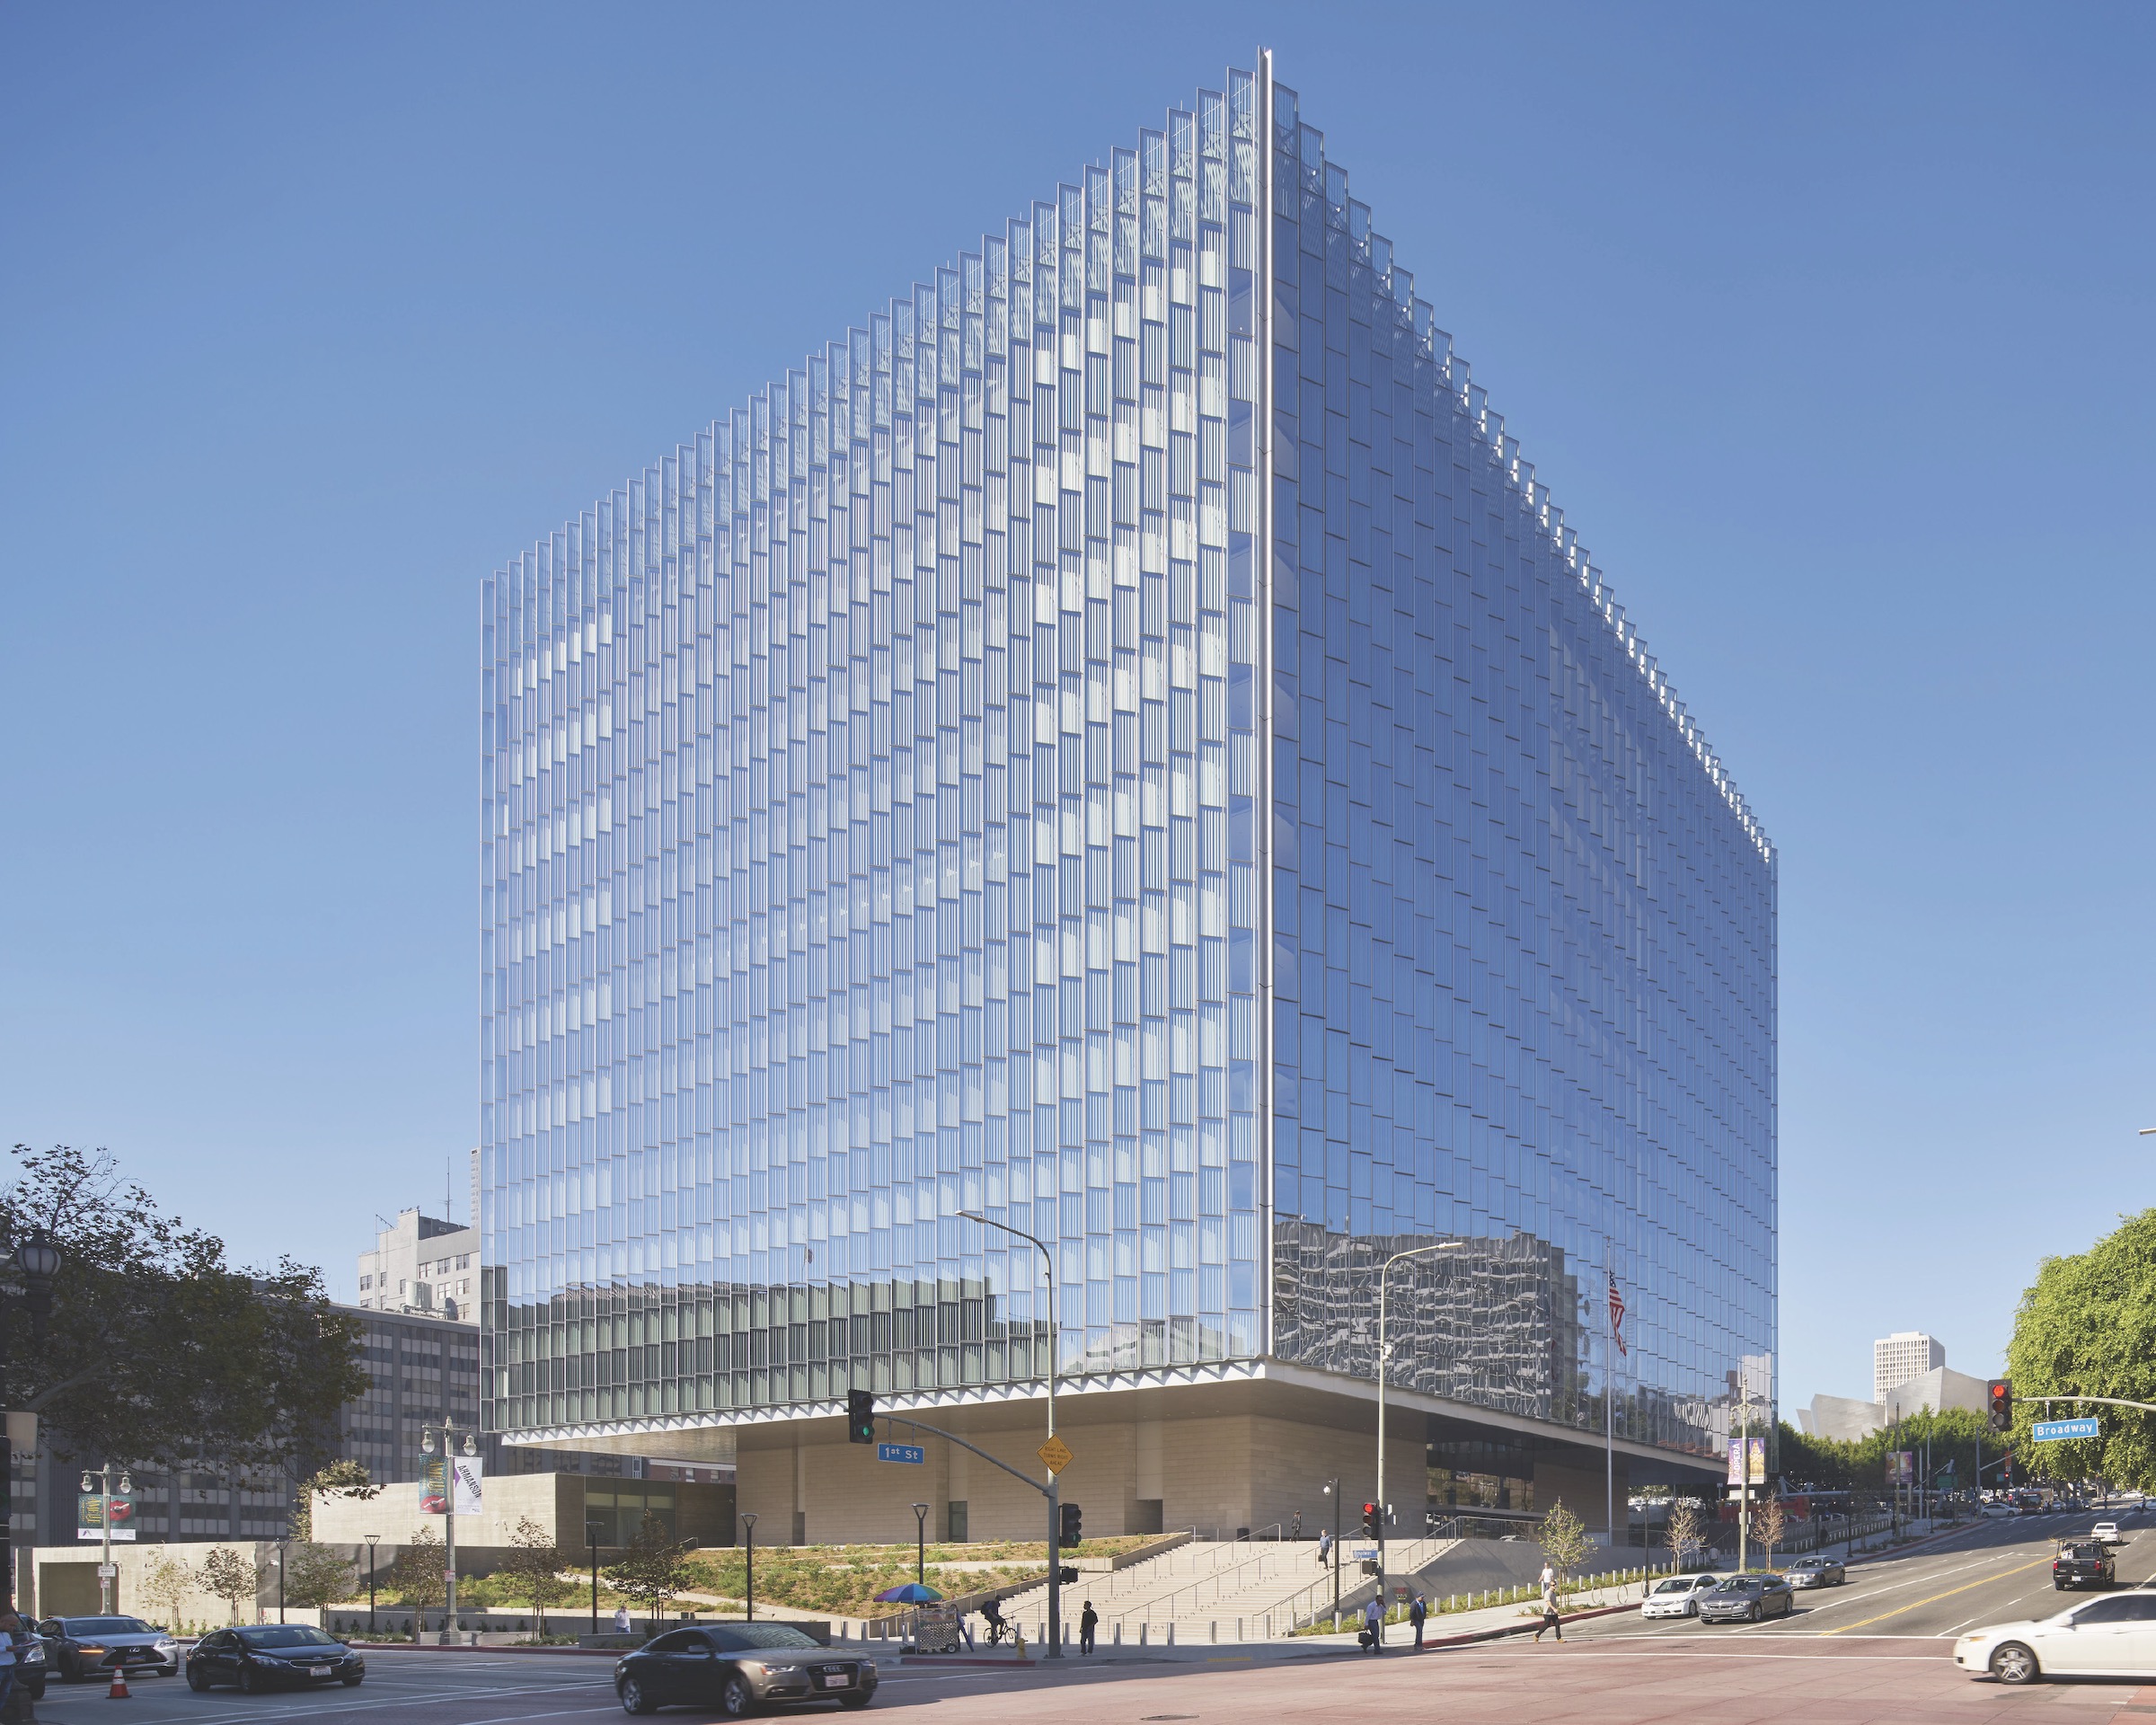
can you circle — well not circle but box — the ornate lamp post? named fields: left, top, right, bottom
left=0, top=1228, right=62, bottom=1615
left=910, top=1503, right=929, bottom=1586
left=418, top=1420, right=476, bottom=1641
left=738, top=1512, right=758, bottom=1622
left=363, top=1535, right=381, bottom=1638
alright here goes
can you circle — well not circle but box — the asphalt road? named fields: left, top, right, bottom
left=25, top=1504, right=2153, bottom=1723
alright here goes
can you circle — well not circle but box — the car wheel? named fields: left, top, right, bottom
left=719, top=1674, right=755, bottom=1717
left=1991, top=1642, right=2040, bottom=1685
left=239, top=1665, right=262, bottom=1694
left=839, top=1697, right=871, bottom=1712
left=1748, top=1603, right=1761, bottom=1623
left=22, top=1678, right=43, bottom=1701
left=186, top=1665, right=213, bottom=1693
left=340, top=1673, right=364, bottom=1687
left=617, top=1675, right=658, bottom=1715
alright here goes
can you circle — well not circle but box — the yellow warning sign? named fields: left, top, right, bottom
left=1038, top=1435, right=1074, bottom=1475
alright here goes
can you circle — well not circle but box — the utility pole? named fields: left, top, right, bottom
left=421, top=1419, right=474, bottom=1642
left=1375, top=1242, right=1459, bottom=1621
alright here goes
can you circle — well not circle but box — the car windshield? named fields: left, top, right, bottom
left=61, top=1619, right=149, bottom=1636
left=1713, top=1577, right=1761, bottom=1591
left=234, top=1627, right=339, bottom=1648
left=1651, top=1579, right=1694, bottom=1595
left=715, top=1625, right=820, bottom=1650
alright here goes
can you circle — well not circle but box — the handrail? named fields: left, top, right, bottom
left=1111, top=1529, right=1302, bottom=1624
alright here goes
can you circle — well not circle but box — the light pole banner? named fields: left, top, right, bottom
left=420, top=1456, right=450, bottom=1514
left=452, top=1455, right=483, bottom=1517
left=76, top=1491, right=137, bottom=1541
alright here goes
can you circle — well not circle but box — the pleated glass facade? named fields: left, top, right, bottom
left=482, top=59, right=1775, bottom=1465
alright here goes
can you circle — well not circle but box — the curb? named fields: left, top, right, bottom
left=345, top=1641, right=623, bottom=1657
left=900, top=1655, right=1036, bottom=1668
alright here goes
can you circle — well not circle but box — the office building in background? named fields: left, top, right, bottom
left=1874, top=1331, right=1946, bottom=1403
left=479, top=57, right=1776, bottom=1540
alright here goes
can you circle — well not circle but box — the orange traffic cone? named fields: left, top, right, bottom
left=107, top=1661, right=131, bottom=1698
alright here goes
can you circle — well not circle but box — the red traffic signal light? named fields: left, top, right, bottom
left=1361, top=1502, right=1381, bottom=1539
left=1987, top=1380, right=2011, bottom=1435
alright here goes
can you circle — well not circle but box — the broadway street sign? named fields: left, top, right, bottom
left=2032, top=1417, right=2101, bottom=1443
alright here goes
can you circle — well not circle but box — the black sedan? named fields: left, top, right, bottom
left=185, top=1624, right=364, bottom=1692
left=35, top=1615, right=180, bottom=1682
left=1696, top=1572, right=1795, bottom=1623
left=615, top=1623, right=877, bottom=1716
left=1785, top=1556, right=1847, bottom=1589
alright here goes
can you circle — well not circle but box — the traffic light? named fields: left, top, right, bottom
left=1056, top=1566, right=1079, bottom=1584
left=1361, top=1502, right=1381, bottom=1540
left=847, top=1387, right=876, bottom=1445
left=1059, top=1502, right=1082, bottom=1548
left=1988, top=1380, right=2012, bottom=1435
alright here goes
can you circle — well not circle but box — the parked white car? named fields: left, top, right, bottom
left=1957, top=1594, right=2156, bottom=1684
left=2092, top=1522, right=2125, bottom=1544
left=1641, top=1573, right=1722, bottom=1619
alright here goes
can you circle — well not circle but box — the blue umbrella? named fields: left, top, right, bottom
left=874, top=1583, right=943, bottom=1604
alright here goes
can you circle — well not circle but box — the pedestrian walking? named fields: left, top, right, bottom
left=1362, top=1593, right=1384, bottom=1653
left=1533, top=1577, right=1564, bottom=1643
left=0, top=1603, right=22, bottom=1715
left=1408, top=1591, right=1427, bottom=1649
left=1316, top=1528, right=1333, bottom=1570
left=1079, top=1600, right=1099, bottom=1656
left=613, top=1605, right=632, bottom=1635
left=1291, top=1509, right=1303, bottom=1540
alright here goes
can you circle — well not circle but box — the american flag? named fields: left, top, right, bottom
left=1608, top=1274, right=1627, bottom=1356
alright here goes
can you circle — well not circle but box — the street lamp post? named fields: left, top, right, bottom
left=274, top=1542, right=287, bottom=1623
left=586, top=1522, right=605, bottom=1635
left=0, top=1229, right=61, bottom=1616
left=738, top=1513, right=757, bottom=1623
left=79, top=1462, right=132, bottom=1614
left=958, top=1209, right=1064, bottom=1659
left=1375, top=1243, right=1460, bottom=1623
left=910, top=1503, right=929, bottom=1587
left=419, top=1419, right=476, bottom=1642
left=1321, top=1477, right=1340, bottom=1624
left=364, top=1535, right=380, bottom=1638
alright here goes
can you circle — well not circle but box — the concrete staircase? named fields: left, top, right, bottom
left=998, top=1536, right=1463, bottom=1647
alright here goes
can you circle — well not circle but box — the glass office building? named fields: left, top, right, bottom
left=482, top=57, right=1775, bottom=1536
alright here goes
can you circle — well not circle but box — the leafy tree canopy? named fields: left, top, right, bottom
left=605, top=1512, right=699, bottom=1622
left=3, top=1145, right=367, bottom=1475
left=2008, top=1208, right=2156, bottom=1491
left=1778, top=1409, right=1998, bottom=1495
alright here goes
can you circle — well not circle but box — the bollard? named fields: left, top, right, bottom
left=1166, top=1623, right=1174, bottom=1646
left=1139, top=1623, right=1147, bottom=1646
left=1113, top=1621, right=1121, bottom=1646
left=1209, top=1621, right=1217, bottom=1643
left=1236, top=1617, right=1242, bottom=1641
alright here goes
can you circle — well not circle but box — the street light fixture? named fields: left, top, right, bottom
left=957, top=1208, right=1065, bottom=1660
left=417, top=1420, right=477, bottom=1641
left=79, top=1462, right=131, bottom=1613
left=1321, top=1476, right=1341, bottom=1624
left=364, top=1535, right=381, bottom=1638
left=1374, top=1242, right=1461, bottom=1624
left=910, top=1503, right=930, bottom=1588
left=0, top=1226, right=63, bottom=1609
left=739, top=1513, right=758, bottom=1623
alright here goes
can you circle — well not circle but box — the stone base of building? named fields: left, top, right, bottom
left=507, top=1364, right=1719, bottom=1547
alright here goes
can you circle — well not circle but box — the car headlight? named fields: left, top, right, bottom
left=21, top=1645, right=42, bottom=1665
left=862, top=1660, right=878, bottom=1676
left=739, top=1660, right=802, bottom=1677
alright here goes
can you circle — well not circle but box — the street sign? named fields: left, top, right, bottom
left=877, top=1441, right=925, bottom=1465
left=2033, top=1417, right=2100, bottom=1443
left=1038, top=1435, right=1074, bottom=1474
left=1351, top=1546, right=1378, bottom=1562
left=96, top=1564, right=116, bottom=1579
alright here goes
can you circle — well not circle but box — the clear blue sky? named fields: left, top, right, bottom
left=4, top=2, right=2149, bottom=1412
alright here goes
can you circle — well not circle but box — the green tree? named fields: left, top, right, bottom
left=1534, top=1498, right=1590, bottom=1579
left=143, top=1552, right=194, bottom=1630
left=1, top=1145, right=369, bottom=1473
left=499, top=1516, right=574, bottom=1635
left=284, top=1543, right=356, bottom=1609
left=391, top=1525, right=448, bottom=1619
left=2008, top=1209, right=2156, bottom=1491
left=605, top=1512, right=698, bottom=1632
left=195, top=1548, right=256, bottom=1625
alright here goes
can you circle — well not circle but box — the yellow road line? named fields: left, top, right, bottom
left=1821, top=1557, right=2053, bottom=1636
